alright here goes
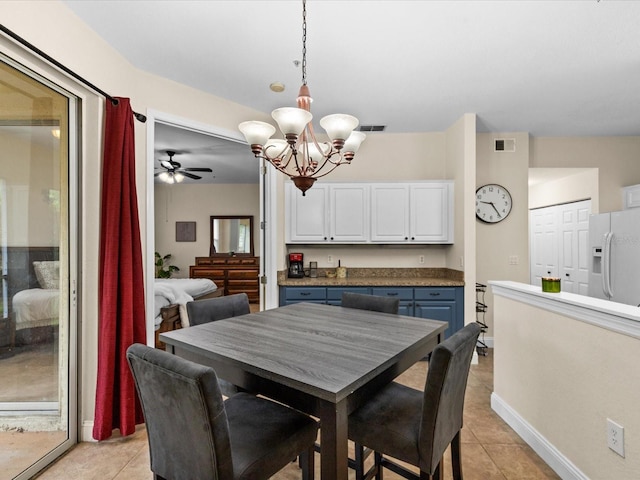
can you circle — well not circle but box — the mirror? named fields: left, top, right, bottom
left=210, top=215, right=254, bottom=256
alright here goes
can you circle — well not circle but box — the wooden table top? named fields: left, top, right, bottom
left=160, top=302, right=447, bottom=403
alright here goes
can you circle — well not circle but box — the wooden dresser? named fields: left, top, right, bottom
left=189, top=256, right=260, bottom=303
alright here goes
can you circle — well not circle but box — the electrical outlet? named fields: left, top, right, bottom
left=419, top=255, right=425, bottom=264
left=607, top=418, right=625, bottom=457
left=459, top=256, right=464, bottom=267
left=327, top=255, right=333, bottom=264
left=509, top=255, right=519, bottom=265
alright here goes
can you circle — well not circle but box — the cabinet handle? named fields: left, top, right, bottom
left=547, top=271, right=551, bottom=274
left=300, top=292, right=311, bottom=296
left=386, top=292, right=399, bottom=296
left=565, top=273, right=570, bottom=277
left=411, top=237, right=415, bottom=240
left=330, top=237, right=334, bottom=240
left=430, top=292, right=440, bottom=296
left=324, top=237, right=327, bottom=240
left=404, top=237, right=408, bottom=240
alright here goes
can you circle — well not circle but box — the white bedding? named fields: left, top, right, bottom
left=12, top=288, right=59, bottom=331
left=154, top=278, right=217, bottom=327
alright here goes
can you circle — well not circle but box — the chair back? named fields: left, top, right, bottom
left=126, top=343, right=234, bottom=480
left=418, top=323, right=481, bottom=474
left=341, top=292, right=400, bottom=314
left=187, top=293, right=250, bottom=326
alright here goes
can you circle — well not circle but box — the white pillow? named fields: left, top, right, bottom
left=33, top=261, right=60, bottom=289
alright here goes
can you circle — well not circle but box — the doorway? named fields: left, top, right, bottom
left=0, top=55, right=78, bottom=479
left=145, top=112, right=278, bottom=343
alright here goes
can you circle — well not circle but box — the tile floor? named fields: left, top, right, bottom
left=34, top=349, right=560, bottom=480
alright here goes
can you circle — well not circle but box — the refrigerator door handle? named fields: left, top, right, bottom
left=603, top=231, right=614, bottom=298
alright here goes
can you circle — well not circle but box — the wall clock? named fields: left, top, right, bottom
left=476, top=184, right=512, bottom=223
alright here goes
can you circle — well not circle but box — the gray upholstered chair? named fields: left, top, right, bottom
left=348, top=323, right=481, bottom=480
left=186, top=293, right=250, bottom=326
left=341, top=292, right=400, bottom=314
left=185, top=293, right=251, bottom=396
left=127, top=343, right=318, bottom=480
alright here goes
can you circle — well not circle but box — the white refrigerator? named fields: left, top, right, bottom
left=588, top=208, right=640, bottom=306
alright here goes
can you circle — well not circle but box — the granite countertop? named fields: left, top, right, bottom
left=277, top=268, right=464, bottom=287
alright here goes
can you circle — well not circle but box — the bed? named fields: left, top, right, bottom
left=153, top=278, right=221, bottom=349
left=10, top=259, right=60, bottom=346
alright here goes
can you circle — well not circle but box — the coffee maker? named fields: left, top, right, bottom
left=288, top=252, right=304, bottom=278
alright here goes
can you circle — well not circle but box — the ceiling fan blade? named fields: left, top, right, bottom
left=183, top=167, right=213, bottom=172
left=180, top=171, right=202, bottom=180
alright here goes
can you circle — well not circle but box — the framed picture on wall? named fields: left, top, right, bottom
left=176, top=221, right=196, bottom=242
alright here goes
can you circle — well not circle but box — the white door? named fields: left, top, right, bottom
left=530, top=207, right=558, bottom=285
left=558, top=200, right=591, bottom=294
left=370, top=184, right=409, bottom=242
left=286, top=183, right=329, bottom=242
left=530, top=200, right=591, bottom=293
left=410, top=183, right=452, bottom=243
left=329, top=184, right=369, bottom=242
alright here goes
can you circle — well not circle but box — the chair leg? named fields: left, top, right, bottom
left=451, top=431, right=463, bottom=480
left=300, top=446, right=315, bottom=480
left=432, top=459, right=442, bottom=480
left=354, top=443, right=365, bottom=480
left=374, top=451, right=383, bottom=480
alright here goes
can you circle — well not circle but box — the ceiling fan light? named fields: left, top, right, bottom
left=158, top=172, right=170, bottom=182
left=272, top=107, right=312, bottom=136
left=238, top=121, right=276, bottom=146
left=174, top=172, right=185, bottom=183
left=343, top=131, right=366, bottom=154
left=320, top=114, right=359, bottom=142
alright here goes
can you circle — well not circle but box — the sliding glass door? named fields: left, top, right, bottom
left=0, top=55, right=77, bottom=479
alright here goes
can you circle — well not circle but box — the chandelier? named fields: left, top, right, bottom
left=238, top=0, right=365, bottom=195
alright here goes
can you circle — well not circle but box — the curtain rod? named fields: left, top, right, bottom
left=0, top=24, right=147, bottom=123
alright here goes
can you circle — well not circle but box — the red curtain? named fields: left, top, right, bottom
left=93, top=97, right=146, bottom=440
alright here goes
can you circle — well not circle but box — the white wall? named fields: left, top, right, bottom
left=531, top=137, right=640, bottom=213
left=154, top=183, right=260, bottom=275
left=529, top=168, right=599, bottom=211
left=493, top=293, right=640, bottom=479
left=476, top=133, right=530, bottom=338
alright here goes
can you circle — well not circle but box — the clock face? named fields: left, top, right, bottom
left=476, top=184, right=512, bottom=223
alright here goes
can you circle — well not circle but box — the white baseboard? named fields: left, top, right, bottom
left=81, top=420, right=97, bottom=442
left=491, top=393, right=588, bottom=480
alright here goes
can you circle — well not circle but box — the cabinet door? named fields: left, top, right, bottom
left=414, top=302, right=456, bottom=337
left=329, top=184, right=369, bottom=242
left=370, top=184, right=410, bottom=242
left=286, top=183, right=329, bottom=242
left=410, top=183, right=453, bottom=243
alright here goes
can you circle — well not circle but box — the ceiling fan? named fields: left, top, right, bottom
left=155, top=150, right=213, bottom=183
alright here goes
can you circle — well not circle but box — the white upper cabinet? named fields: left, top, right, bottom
left=287, top=181, right=453, bottom=244
left=409, top=183, right=453, bottom=243
left=329, top=184, right=369, bottom=242
left=370, top=184, right=410, bottom=242
left=286, top=183, right=369, bottom=243
left=371, top=182, right=453, bottom=244
left=287, top=183, right=329, bottom=243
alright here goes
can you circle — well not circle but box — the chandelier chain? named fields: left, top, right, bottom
left=302, top=0, right=307, bottom=85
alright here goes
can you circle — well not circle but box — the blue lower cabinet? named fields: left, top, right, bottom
left=279, top=286, right=464, bottom=335
left=414, top=287, right=464, bottom=338
left=279, top=286, right=327, bottom=306
left=326, top=287, right=371, bottom=306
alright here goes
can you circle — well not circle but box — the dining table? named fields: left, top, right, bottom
left=160, top=301, right=447, bottom=480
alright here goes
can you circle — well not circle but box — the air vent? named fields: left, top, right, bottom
left=357, top=125, right=386, bottom=132
left=494, top=138, right=516, bottom=152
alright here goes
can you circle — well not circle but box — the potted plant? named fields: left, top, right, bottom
left=155, top=252, right=180, bottom=278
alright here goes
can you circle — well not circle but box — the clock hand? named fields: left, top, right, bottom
left=489, top=202, right=502, bottom=218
